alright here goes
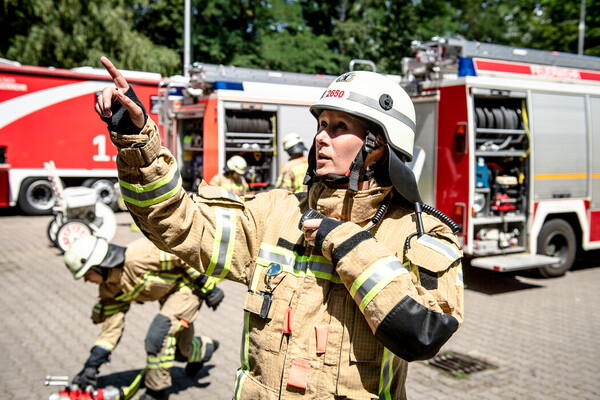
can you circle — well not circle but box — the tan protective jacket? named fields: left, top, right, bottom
left=210, top=172, right=249, bottom=196
left=92, top=237, right=202, bottom=351
left=112, top=119, right=464, bottom=400
left=275, top=156, right=308, bottom=193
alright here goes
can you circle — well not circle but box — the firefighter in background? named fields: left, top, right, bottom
left=96, top=57, right=463, bottom=399
left=64, top=235, right=223, bottom=400
left=209, top=155, right=249, bottom=196
left=275, top=132, right=309, bottom=193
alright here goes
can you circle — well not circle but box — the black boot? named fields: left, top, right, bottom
left=139, top=388, right=169, bottom=400
left=185, top=339, right=220, bottom=377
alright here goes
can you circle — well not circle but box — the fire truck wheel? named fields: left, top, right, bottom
left=18, top=177, right=56, bottom=215
left=55, top=219, right=93, bottom=254
left=83, top=179, right=119, bottom=211
left=537, top=219, right=576, bottom=278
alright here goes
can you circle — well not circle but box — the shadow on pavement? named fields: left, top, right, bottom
left=97, top=365, right=215, bottom=395
left=463, top=264, right=543, bottom=295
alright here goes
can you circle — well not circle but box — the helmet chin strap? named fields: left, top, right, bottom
left=309, top=131, right=378, bottom=192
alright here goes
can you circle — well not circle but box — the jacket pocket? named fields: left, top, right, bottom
left=350, top=308, right=383, bottom=364
left=243, top=272, right=294, bottom=354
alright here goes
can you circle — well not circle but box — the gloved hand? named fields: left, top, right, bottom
left=193, top=275, right=224, bottom=310
left=72, top=366, right=98, bottom=390
left=204, top=286, right=224, bottom=310
left=72, top=345, right=111, bottom=389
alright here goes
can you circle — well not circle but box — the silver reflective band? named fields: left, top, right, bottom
left=347, top=92, right=416, bottom=132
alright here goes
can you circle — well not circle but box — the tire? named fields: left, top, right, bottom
left=17, top=177, right=56, bottom=215
left=55, top=219, right=92, bottom=253
left=47, top=217, right=60, bottom=246
left=537, top=219, right=576, bottom=278
left=83, top=178, right=119, bottom=211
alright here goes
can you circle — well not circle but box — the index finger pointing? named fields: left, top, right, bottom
left=100, top=56, right=129, bottom=90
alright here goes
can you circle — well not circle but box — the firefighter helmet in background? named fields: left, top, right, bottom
left=64, top=235, right=109, bottom=279
left=226, top=155, right=248, bottom=175
left=282, top=133, right=307, bottom=155
left=305, top=71, right=422, bottom=203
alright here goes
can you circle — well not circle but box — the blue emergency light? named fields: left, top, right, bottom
left=458, top=57, right=477, bottom=77
left=214, top=81, right=244, bottom=90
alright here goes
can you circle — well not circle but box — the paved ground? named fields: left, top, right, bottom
left=0, top=208, right=599, bottom=400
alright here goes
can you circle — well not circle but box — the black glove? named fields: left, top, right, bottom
left=72, top=366, right=98, bottom=390
left=193, top=275, right=224, bottom=310
left=100, top=86, right=148, bottom=135
left=204, top=286, right=224, bottom=310
left=72, top=345, right=111, bottom=389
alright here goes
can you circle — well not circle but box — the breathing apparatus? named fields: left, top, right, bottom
left=303, top=71, right=459, bottom=243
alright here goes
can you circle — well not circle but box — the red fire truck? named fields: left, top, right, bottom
left=0, top=59, right=161, bottom=215
left=402, top=37, right=600, bottom=277
left=156, top=63, right=336, bottom=193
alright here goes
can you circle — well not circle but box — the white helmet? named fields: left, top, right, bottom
left=64, top=236, right=109, bottom=279
left=226, top=155, right=247, bottom=175
left=282, top=133, right=307, bottom=155
left=310, top=71, right=416, bottom=161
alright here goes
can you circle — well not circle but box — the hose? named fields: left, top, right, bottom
left=122, top=368, right=147, bottom=400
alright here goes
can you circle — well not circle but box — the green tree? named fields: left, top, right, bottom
left=0, top=0, right=180, bottom=75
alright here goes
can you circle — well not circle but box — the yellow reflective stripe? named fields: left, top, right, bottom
left=188, top=337, right=203, bottom=363
left=233, top=311, right=251, bottom=399
left=93, top=340, right=114, bottom=352
left=93, top=302, right=130, bottom=316
left=249, top=264, right=264, bottom=292
left=456, top=264, right=464, bottom=287
left=233, top=370, right=247, bottom=400
left=256, top=243, right=342, bottom=283
left=147, top=336, right=176, bottom=369
left=159, top=251, right=173, bottom=271
left=291, top=163, right=308, bottom=192
left=350, top=257, right=409, bottom=312
left=378, top=347, right=394, bottom=400
left=205, top=207, right=236, bottom=279
left=185, top=266, right=201, bottom=280
left=120, top=165, right=182, bottom=207
left=416, top=235, right=461, bottom=262
left=115, top=272, right=179, bottom=302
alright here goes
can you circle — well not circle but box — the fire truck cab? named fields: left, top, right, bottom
left=157, top=63, right=335, bottom=193
left=402, top=37, right=600, bottom=277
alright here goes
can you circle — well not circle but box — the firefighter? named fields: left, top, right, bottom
left=63, top=235, right=224, bottom=400
left=96, top=56, right=464, bottom=399
left=275, top=132, right=309, bottom=193
left=209, top=155, right=250, bottom=196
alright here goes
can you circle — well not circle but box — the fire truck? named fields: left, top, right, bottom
left=0, top=59, right=161, bottom=215
left=401, top=37, right=600, bottom=277
left=156, top=63, right=336, bottom=193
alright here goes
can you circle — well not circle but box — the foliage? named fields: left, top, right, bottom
left=0, top=0, right=180, bottom=75
left=1, top=0, right=599, bottom=74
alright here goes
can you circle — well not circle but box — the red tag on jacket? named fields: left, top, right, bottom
left=283, top=306, right=294, bottom=334
left=287, top=358, right=310, bottom=389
